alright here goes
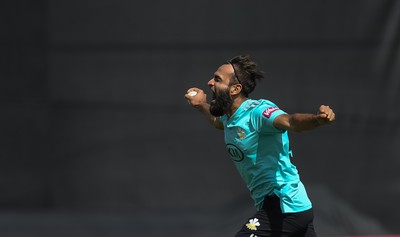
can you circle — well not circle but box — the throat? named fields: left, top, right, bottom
left=226, top=108, right=236, bottom=118
left=226, top=97, right=248, bottom=118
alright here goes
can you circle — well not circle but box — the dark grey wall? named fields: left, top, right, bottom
left=1, top=1, right=399, bottom=236
left=1, top=1, right=49, bottom=208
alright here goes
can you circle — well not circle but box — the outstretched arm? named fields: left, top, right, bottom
left=184, top=88, right=224, bottom=130
left=273, top=105, right=335, bottom=132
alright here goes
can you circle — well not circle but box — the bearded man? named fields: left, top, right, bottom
left=185, top=55, right=335, bottom=237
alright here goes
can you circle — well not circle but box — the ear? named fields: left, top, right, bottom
left=230, top=84, right=242, bottom=96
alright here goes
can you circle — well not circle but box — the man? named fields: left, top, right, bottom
left=184, top=55, right=335, bottom=237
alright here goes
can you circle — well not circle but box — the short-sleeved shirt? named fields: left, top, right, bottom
left=219, top=99, right=312, bottom=213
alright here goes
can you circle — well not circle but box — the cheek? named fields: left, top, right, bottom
left=216, top=84, right=229, bottom=93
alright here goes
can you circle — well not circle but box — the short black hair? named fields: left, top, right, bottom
left=226, top=54, right=264, bottom=97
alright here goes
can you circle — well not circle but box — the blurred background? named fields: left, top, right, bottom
left=1, top=0, right=400, bottom=236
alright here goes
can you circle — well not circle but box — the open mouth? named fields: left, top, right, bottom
left=210, top=89, right=217, bottom=102
left=211, top=91, right=217, bottom=103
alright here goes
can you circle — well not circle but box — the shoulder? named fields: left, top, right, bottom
left=250, top=99, right=287, bottom=123
left=251, top=99, right=280, bottom=115
left=250, top=99, right=287, bottom=133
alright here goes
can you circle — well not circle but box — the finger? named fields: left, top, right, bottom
left=323, top=113, right=329, bottom=120
left=317, top=113, right=327, bottom=120
left=320, top=105, right=333, bottom=117
left=329, top=112, right=335, bottom=122
left=186, top=87, right=201, bottom=94
left=328, top=108, right=335, bottom=119
left=185, top=88, right=196, bottom=99
left=326, top=111, right=336, bottom=122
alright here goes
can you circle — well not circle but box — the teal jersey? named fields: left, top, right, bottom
left=219, top=99, right=312, bottom=213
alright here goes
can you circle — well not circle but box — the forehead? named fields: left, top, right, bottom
left=214, top=64, right=234, bottom=81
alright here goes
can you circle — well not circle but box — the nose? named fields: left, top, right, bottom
left=208, top=78, right=214, bottom=87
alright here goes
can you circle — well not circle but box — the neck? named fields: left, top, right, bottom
left=226, top=96, right=248, bottom=118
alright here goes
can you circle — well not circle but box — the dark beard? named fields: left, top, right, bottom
left=209, top=88, right=233, bottom=117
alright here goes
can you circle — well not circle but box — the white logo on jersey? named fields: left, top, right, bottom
left=262, top=107, right=279, bottom=118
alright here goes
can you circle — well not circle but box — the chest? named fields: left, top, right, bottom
left=224, top=120, right=259, bottom=157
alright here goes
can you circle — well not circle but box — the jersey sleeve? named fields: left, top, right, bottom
left=251, top=101, right=287, bottom=134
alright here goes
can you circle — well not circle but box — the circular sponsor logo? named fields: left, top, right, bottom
left=226, top=143, right=244, bottom=162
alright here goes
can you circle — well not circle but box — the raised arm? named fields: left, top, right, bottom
left=273, top=105, right=335, bottom=132
left=184, top=88, right=224, bottom=130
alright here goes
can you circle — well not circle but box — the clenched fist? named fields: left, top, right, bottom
left=317, top=105, right=335, bottom=125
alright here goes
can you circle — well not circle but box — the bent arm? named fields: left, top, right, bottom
left=195, top=102, right=224, bottom=130
left=273, top=105, right=335, bottom=132
left=184, top=88, right=224, bottom=130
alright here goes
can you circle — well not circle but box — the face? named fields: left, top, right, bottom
left=207, top=64, right=236, bottom=116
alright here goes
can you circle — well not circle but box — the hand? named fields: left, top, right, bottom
left=317, top=105, right=335, bottom=125
left=184, top=88, right=207, bottom=108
